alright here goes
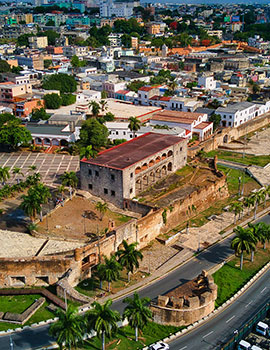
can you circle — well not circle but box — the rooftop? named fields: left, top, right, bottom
left=82, top=132, right=184, bottom=170
left=216, top=101, right=257, bottom=114
left=151, top=110, right=206, bottom=124
left=26, top=124, right=72, bottom=136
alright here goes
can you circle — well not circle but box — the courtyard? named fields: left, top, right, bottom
left=0, top=152, right=79, bottom=186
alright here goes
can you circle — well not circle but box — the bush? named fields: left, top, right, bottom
left=42, top=73, right=77, bottom=93
left=61, top=93, right=76, bottom=106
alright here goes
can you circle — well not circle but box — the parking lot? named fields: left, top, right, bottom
left=0, top=152, right=80, bottom=186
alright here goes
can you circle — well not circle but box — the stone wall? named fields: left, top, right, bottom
left=151, top=272, right=217, bottom=326
left=188, top=112, right=270, bottom=158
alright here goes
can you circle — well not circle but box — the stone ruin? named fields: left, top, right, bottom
left=151, top=270, right=217, bottom=326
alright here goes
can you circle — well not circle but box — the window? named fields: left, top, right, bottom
left=88, top=184, right=92, bottom=190
left=123, top=131, right=126, bottom=135
left=180, top=147, right=182, bottom=151
left=88, top=169, right=92, bottom=176
left=228, top=122, right=232, bottom=126
left=111, top=174, right=115, bottom=181
left=229, top=116, right=232, bottom=119
left=130, top=173, right=133, bottom=178
left=116, top=131, right=118, bottom=135
left=111, top=190, right=115, bottom=196
left=130, top=188, right=133, bottom=194
left=95, top=170, right=99, bottom=177
left=104, top=188, right=108, bottom=194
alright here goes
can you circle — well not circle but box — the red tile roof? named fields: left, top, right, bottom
left=139, top=86, right=154, bottom=92
left=116, top=90, right=129, bottom=95
left=193, top=121, right=213, bottom=130
left=81, top=132, right=185, bottom=170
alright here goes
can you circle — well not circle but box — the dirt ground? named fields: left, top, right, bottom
left=38, top=196, right=131, bottom=241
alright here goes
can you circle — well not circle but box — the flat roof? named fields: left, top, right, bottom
left=81, top=132, right=184, bottom=170
left=26, top=124, right=72, bottom=136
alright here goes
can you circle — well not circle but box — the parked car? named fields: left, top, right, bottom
left=238, top=340, right=251, bottom=350
left=148, top=342, right=170, bottom=350
left=256, top=321, right=269, bottom=337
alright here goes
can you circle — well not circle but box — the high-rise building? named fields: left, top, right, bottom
left=99, top=0, right=138, bottom=18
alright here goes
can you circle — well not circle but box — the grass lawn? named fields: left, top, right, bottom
left=81, top=322, right=182, bottom=350
left=76, top=269, right=149, bottom=299
left=217, top=165, right=260, bottom=195
left=207, top=150, right=270, bottom=167
left=213, top=245, right=270, bottom=307
left=0, top=294, right=55, bottom=331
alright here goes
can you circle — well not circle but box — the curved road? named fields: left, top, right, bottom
left=1, top=214, right=270, bottom=350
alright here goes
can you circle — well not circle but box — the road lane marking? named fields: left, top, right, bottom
left=226, top=315, right=235, bottom=323
left=202, top=331, right=213, bottom=338
left=179, top=347, right=187, bottom=350
left=261, top=287, right=267, bottom=293
left=245, top=301, right=252, bottom=308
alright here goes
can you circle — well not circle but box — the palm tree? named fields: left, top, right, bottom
left=29, top=183, right=51, bottom=221
left=98, top=255, right=121, bottom=292
left=20, top=192, right=42, bottom=222
left=60, top=171, right=78, bottom=199
left=116, top=240, right=143, bottom=283
left=12, top=167, right=23, bottom=184
left=0, top=166, right=10, bottom=185
left=89, top=101, right=100, bottom=118
left=26, top=172, right=41, bottom=186
left=247, top=223, right=260, bottom=262
left=95, top=201, right=108, bottom=221
left=243, top=196, right=254, bottom=216
left=56, top=185, right=66, bottom=201
left=28, top=165, right=37, bottom=173
left=229, top=202, right=243, bottom=225
left=79, top=145, right=97, bottom=160
left=49, top=306, right=85, bottom=350
left=231, top=226, right=256, bottom=270
left=128, top=117, right=141, bottom=138
left=250, top=222, right=270, bottom=250
left=168, top=80, right=178, bottom=94
left=100, top=100, right=108, bottom=112
left=123, top=292, right=152, bottom=342
left=86, top=299, right=120, bottom=350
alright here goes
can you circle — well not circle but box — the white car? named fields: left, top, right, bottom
left=148, top=342, right=170, bottom=350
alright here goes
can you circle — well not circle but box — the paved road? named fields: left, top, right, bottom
left=1, top=213, right=270, bottom=350
left=169, top=266, right=270, bottom=350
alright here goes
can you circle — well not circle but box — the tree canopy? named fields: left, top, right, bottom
left=31, top=107, right=50, bottom=121
left=0, top=119, right=31, bottom=150
left=80, top=119, right=109, bottom=150
left=42, top=73, right=77, bottom=93
left=0, top=60, right=10, bottom=73
left=44, top=93, right=62, bottom=109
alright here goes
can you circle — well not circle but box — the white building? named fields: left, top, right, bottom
left=216, top=102, right=262, bottom=128
left=105, top=121, right=186, bottom=141
left=198, top=75, right=217, bottom=90
left=63, top=46, right=88, bottom=58
left=99, top=0, right=137, bottom=18
left=76, top=90, right=102, bottom=104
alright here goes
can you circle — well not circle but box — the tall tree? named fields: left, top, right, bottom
left=89, top=101, right=100, bottom=117
left=128, top=117, right=141, bottom=138
left=116, top=240, right=143, bottom=283
left=29, top=183, right=51, bottom=221
left=229, top=202, right=243, bottom=225
left=123, top=292, right=152, bottom=342
left=0, top=119, right=31, bottom=150
left=49, top=306, right=85, bottom=350
left=60, top=171, right=78, bottom=199
left=79, top=119, right=109, bottom=150
left=231, top=226, right=256, bottom=270
left=20, top=192, right=42, bottom=222
left=86, top=300, right=120, bottom=350
left=97, top=255, right=121, bottom=292
left=12, top=167, right=23, bottom=184
left=95, top=201, right=108, bottom=221
left=79, top=145, right=97, bottom=160
left=100, top=100, right=108, bottom=112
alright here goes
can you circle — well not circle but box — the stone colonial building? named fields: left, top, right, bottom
left=80, top=132, right=187, bottom=208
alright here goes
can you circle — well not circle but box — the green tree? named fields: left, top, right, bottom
left=116, top=240, right=143, bottom=283
left=123, top=292, right=152, bottom=341
left=0, top=166, right=10, bottom=185
left=0, top=113, right=15, bottom=127
left=61, top=93, right=76, bottom=106
left=20, top=191, right=41, bottom=222
left=209, top=113, right=221, bottom=130
left=49, top=306, right=85, bottom=350
left=127, top=80, right=146, bottom=93
left=44, top=93, right=62, bottom=109
left=101, top=90, right=108, bottom=99
left=229, top=202, right=243, bottom=225
left=43, top=73, right=77, bottom=93
left=89, top=101, right=100, bottom=117
left=56, top=184, right=65, bottom=201
left=17, top=33, right=32, bottom=47
left=128, top=117, right=141, bottom=138
left=12, top=167, right=23, bottom=183
left=80, top=119, right=109, bottom=150
left=60, top=171, right=78, bottom=199
left=97, top=255, right=121, bottom=292
left=44, top=59, right=52, bottom=69
left=79, top=145, right=97, bottom=160
left=95, top=201, right=108, bottom=221
left=86, top=300, right=120, bottom=350
left=71, top=55, right=81, bottom=69
left=103, top=112, right=114, bottom=122
left=121, top=34, right=132, bottom=48
left=100, top=100, right=108, bottom=112
left=45, top=19, right=55, bottom=26
left=31, top=107, right=50, bottom=121
left=231, top=226, right=256, bottom=270
left=29, top=183, right=51, bottom=221
left=0, top=119, right=31, bottom=150
left=40, top=30, right=60, bottom=45
left=0, top=60, right=10, bottom=73
left=243, top=196, right=254, bottom=215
